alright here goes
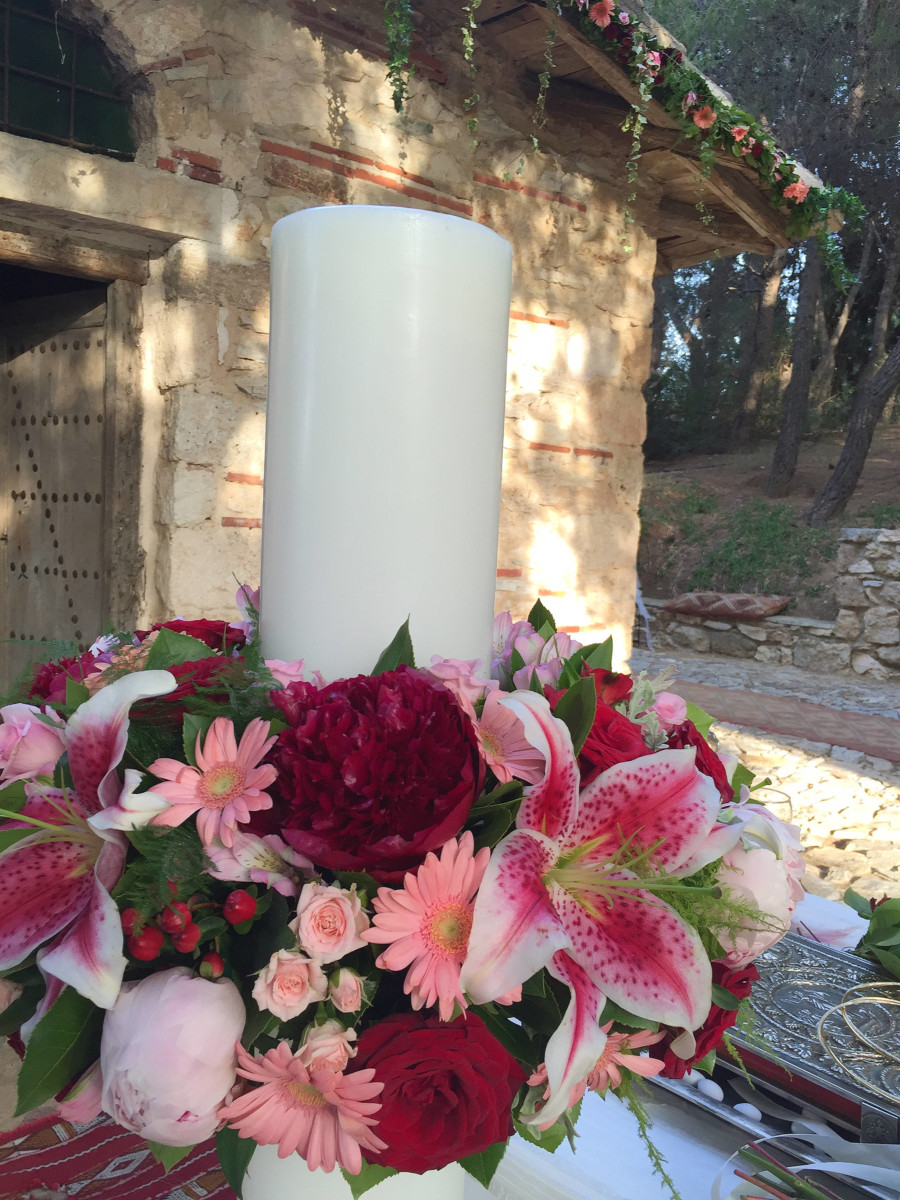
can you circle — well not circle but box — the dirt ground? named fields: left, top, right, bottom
left=638, top=427, right=900, bottom=619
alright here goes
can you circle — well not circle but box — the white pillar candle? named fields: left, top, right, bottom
left=260, top=205, right=512, bottom=679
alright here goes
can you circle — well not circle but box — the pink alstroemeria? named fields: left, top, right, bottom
left=476, top=690, right=546, bottom=785
left=0, top=671, right=176, bottom=1011
left=205, top=830, right=313, bottom=896
left=461, top=691, right=723, bottom=1125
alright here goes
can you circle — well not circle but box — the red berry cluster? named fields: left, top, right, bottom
left=121, top=900, right=201, bottom=959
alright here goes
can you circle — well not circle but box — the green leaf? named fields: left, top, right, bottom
left=147, top=1141, right=194, bottom=1172
left=843, top=888, right=873, bottom=919
left=0, top=780, right=28, bottom=812
left=341, top=1161, right=398, bottom=1198
left=66, top=677, right=91, bottom=708
left=475, top=1004, right=537, bottom=1068
left=872, top=946, right=900, bottom=981
left=867, top=898, right=900, bottom=941
left=513, top=1110, right=572, bottom=1153
left=0, top=984, right=43, bottom=1037
left=729, top=762, right=755, bottom=798
left=332, top=870, right=380, bottom=898
left=216, top=1126, right=257, bottom=1199
left=460, top=1139, right=507, bottom=1186
left=582, top=638, right=613, bottom=671
left=597, top=998, right=659, bottom=1031
left=527, top=669, right=544, bottom=696
left=143, top=628, right=217, bottom=671
left=371, top=618, right=415, bottom=674
left=182, top=714, right=214, bottom=767
left=527, top=600, right=557, bottom=632
left=471, top=805, right=515, bottom=852
left=0, top=826, right=33, bottom=855
left=693, top=1049, right=716, bottom=1074
left=685, top=701, right=716, bottom=739
left=553, top=674, right=597, bottom=755
left=470, top=778, right=524, bottom=812
left=712, top=983, right=741, bottom=1011
left=16, top=988, right=103, bottom=1116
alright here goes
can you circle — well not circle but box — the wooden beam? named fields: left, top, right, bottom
left=526, top=3, right=680, bottom=130
left=648, top=198, right=775, bottom=253
left=641, top=150, right=790, bottom=248
left=0, top=226, right=149, bottom=284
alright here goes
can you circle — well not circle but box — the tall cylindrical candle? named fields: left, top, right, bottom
left=260, top=205, right=512, bottom=678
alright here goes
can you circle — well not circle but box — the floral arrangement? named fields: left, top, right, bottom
left=0, top=594, right=804, bottom=1197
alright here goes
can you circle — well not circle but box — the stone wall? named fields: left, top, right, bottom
left=643, top=528, right=900, bottom=681
left=1, top=0, right=661, bottom=663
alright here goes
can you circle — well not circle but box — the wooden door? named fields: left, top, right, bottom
left=1, top=288, right=109, bottom=691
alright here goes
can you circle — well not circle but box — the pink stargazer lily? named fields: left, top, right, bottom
left=0, top=671, right=176, bottom=1012
left=461, top=691, right=729, bottom=1125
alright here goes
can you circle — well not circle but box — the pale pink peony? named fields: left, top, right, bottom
left=148, top=717, right=277, bottom=847
left=266, top=659, right=307, bottom=687
left=0, top=704, right=66, bottom=785
left=652, top=691, right=688, bottom=729
left=716, top=842, right=798, bottom=967
left=476, top=690, right=546, bottom=784
left=220, top=1040, right=385, bottom=1173
left=205, top=830, right=312, bottom=897
left=290, top=881, right=369, bottom=962
left=329, top=968, right=364, bottom=1013
left=57, top=1061, right=104, bottom=1123
left=101, top=967, right=245, bottom=1146
left=297, top=1019, right=358, bottom=1072
left=364, top=832, right=490, bottom=1021
left=252, top=949, right=328, bottom=1021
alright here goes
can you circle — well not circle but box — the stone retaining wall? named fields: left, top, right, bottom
left=643, top=528, right=900, bottom=681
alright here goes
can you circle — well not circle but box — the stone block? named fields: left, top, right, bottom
left=171, top=466, right=217, bottom=525
left=848, top=557, right=875, bottom=574
left=834, top=576, right=867, bottom=607
left=851, top=650, right=891, bottom=680
left=167, top=389, right=239, bottom=465
left=702, top=620, right=733, bottom=631
left=669, top=626, right=711, bottom=653
left=832, top=608, right=861, bottom=640
left=875, top=645, right=900, bottom=666
left=706, top=628, right=756, bottom=658
left=737, top=623, right=767, bottom=642
left=862, top=605, right=900, bottom=645
left=791, top=641, right=851, bottom=672
left=840, top=528, right=877, bottom=543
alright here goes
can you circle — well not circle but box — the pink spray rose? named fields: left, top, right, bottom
left=653, top=692, right=687, bottom=729
left=0, top=704, right=66, bottom=785
left=298, top=1019, right=358, bottom=1071
left=252, top=949, right=328, bottom=1020
left=330, top=968, right=365, bottom=1013
left=290, top=881, right=369, bottom=962
left=100, top=967, right=245, bottom=1146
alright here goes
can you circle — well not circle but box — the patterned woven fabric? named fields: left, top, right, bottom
left=662, top=592, right=792, bottom=620
left=0, top=1114, right=236, bottom=1200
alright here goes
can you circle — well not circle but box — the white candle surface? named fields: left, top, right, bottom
left=260, top=205, right=512, bottom=679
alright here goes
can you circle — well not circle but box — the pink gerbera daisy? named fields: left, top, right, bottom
left=476, top=690, right=546, bottom=785
left=586, top=1022, right=667, bottom=1093
left=148, top=716, right=277, bottom=847
left=220, top=1041, right=385, bottom=1174
left=363, top=832, right=490, bottom=1021
left=588, top=0, right=615, bottom=27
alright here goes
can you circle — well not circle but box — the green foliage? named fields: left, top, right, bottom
left=383, top=0, right=415, bottom=112
left=855, top=503, right=900, bottom=528
left=147, top=1141, right=195, bottom=1171
left=216, top=1127, right=256, bottom=1199
left=115, top=824, right=213, bottom=917
left=852, top=896, right=900, bottom=980
left=16, top=988, right=103, bottom=1116
left=687, top=500, right=836, bottom=593
left=460, top=1140, right=508, bottom=1187
left=371, top=618, right=416, bottom=674
left=342, top=1161, right=399, bottom=1198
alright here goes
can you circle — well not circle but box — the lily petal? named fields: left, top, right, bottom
left=568, top=749, right=721, bottom=874
left=461, top=829, right=570, bottom=1004
left=502, top=692, right=579, bottom=840
left=554, top=885, right=711, bottom=1029
left=21, top=969, right=65, bottom=1043
left=88, top=769, right=172, bottom=833
left=677, top=818, right=744, bottom=877
left=0, top=835, right=96, bottom=970
left=520, top=950, right=608, bottom=1128
left=65, top=670, right=176, bottom=814
left=38, top=841, right=127, bottom=1009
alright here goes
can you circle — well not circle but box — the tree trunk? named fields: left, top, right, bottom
left=857, top=235, right=900, bottom=391
left=810, top=223, right=875, bottom=414
left=807, top=334, right=900, bottom=525
left=730, top=249, right=786, bottom=448
left=767, top=241, right=822, bottom=497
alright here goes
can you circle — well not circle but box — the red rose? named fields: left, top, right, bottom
left=270, top=668, right=483, bottom=881
left=659, top=961, right=760, bottom=1078
left=133, top=656, right=234, bottom=722
left=28, top=653, right=103, bottom=704
left=666, top=720, right=733, bottom=802
left=349, top=1012, right=526, bottom=1172
left=581, top=665, right=633, bottom=706
left=140, top=619, right=246, bottom=652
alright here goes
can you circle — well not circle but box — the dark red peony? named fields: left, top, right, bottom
left=140, top=619, right=246, bottom=652
left=270, top=667, right=483, bottom=880
left=349, top=1012, right=526, bottom=1172
left=659, top=961, right=760, bottom=1078
left=667, top=719, right=733, bottom=803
